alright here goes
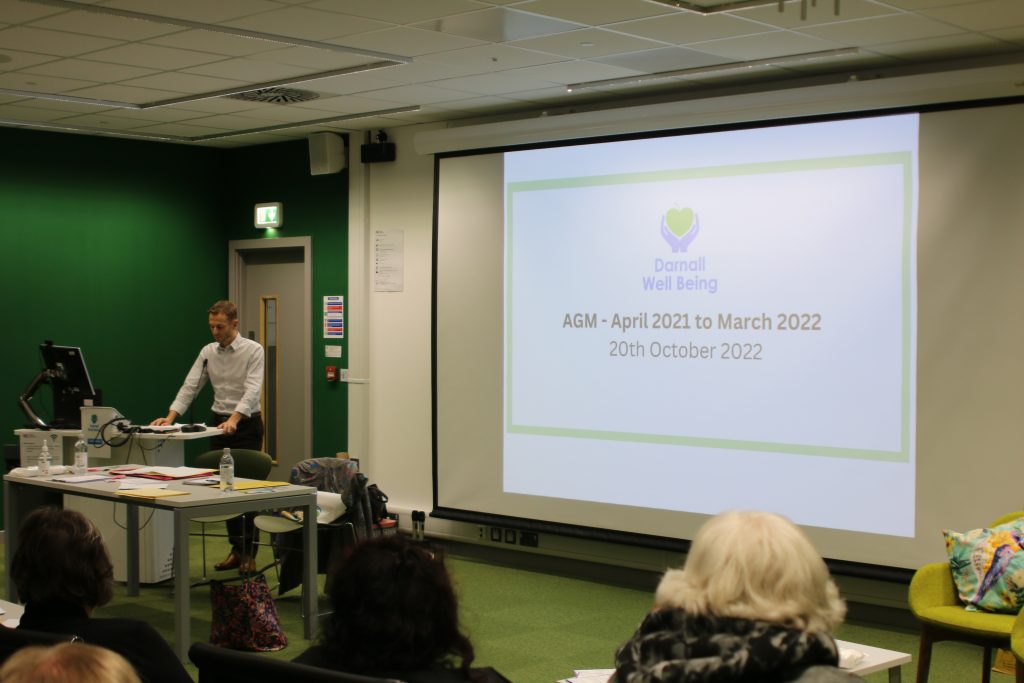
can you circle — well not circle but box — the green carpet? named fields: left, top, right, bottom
left=3, top=528, right=1017, bottom=682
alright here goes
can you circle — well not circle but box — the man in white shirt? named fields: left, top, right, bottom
left=152, top=300, right=265, bottom=573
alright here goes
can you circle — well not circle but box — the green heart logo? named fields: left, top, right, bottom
left=665, top=208, right=694, bottom=238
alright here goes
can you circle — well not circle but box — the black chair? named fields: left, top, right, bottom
left=0, top=627, right=79, bottom=664
left=188, top=642, right=405, bottom=683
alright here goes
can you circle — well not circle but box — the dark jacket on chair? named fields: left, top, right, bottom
left=19, top=599, right=193, bottom=683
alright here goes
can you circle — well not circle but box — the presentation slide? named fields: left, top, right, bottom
left=502, top=116, right=918, bottom=537
left=432, top=106, right=1012, bottom=571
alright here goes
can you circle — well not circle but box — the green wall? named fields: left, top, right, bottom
left=0, top=128, right=349, bottom=523
left=221, top=140, right=349, bottom=457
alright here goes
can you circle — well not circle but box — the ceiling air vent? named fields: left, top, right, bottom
left=226, top=87, right=320, bottom=104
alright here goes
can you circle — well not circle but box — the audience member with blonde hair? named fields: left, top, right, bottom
left=0, top=642, right=141, bottom=683
left=612, top=510, right=862, bottom=682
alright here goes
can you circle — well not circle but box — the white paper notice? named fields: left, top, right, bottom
left=374, top=229, right=404, bottom=292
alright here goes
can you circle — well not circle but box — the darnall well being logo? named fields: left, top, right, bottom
left=643, top=205, right=719, bottom=294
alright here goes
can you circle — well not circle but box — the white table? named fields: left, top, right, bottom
left=15, top=427, right=225, bottom=583
left=837, top=639, right=912, bottom=682
left=3, top=471, right=318, bottom=661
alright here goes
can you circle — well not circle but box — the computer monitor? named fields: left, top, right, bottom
left=19, top=342, right=100, bottom=429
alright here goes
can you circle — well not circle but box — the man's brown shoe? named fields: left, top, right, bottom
left=214, top=551, right=240, bottom=571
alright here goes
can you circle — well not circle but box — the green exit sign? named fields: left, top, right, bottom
left=255, top=202, right=283, bottom=229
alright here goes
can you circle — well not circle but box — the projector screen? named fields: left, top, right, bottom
left=435, top=104, right=1022, bottom=571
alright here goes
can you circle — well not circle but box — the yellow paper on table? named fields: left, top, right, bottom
left=232, top=480, right=290, bottom=491
left=116, top=488, right=190, bottom=499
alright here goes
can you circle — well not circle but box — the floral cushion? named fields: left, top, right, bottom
left=944, top=518, right=1024, bottom=613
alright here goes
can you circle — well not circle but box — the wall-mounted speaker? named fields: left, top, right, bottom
left=360, top=141, right=396, bottom=164
left=308, top=132, right=346, bottom=175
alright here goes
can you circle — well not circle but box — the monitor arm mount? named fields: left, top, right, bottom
left=18, top=368, right=56, bottom=429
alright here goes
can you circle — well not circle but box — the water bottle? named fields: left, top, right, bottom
left=219, top=447, right=235, bottom=492
left=73, top=438, right=89, bottom=475
left=39, top=439, right=51, bottom=475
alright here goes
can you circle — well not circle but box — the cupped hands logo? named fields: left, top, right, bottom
left=661, top=206, right=699, bottom=252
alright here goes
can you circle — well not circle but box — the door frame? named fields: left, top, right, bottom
left=228, top=236, right=312, bottom=461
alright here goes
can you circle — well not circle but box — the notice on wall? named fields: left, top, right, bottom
left=374, top=229, right=404, bottom=292
left=323, top=295, right=344, bottom=339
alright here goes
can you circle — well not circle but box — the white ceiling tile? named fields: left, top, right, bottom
left=223, top=6, right=372, bottom=41
left=0, top=105, right=89, bottom=122
left=612, top=12, right=770, bottom=44
left=101, top=0, right=285, bottom=24
left=306, top=0, right=486, bottom=25
left=0, top=26, right=122, bottom=57
left=47, top=112, right=156, bottom=130
left=799, top=13, right=963, bottom=45
left=66, top=83, right=183, bottom=103
left=72, top=105, right=215, bottom=124
left=154, top=98, right=268, bottom=114
left=514, top=0, right=674, bottom=25
left=119, top=71, right=249, bottom=94
left=734, top=0, right=899, bottom=30
left=415, top=7, right=582, bottom=42
left=183, top=57, right=311, bottom=81
left=7, top=97, right=111, bottom=114
left=595, top=46, right=727, bottom=72
left=146, top=29, right=288, bottom=57
left=85, top=43, right=228, bottom=69
left=509, top=27, right=667, bottom=58
left=29, top=9, right=182, bottom=40
left=327, top=26, right=483, bottom=57
left=416, top=42, right=564, bottom=69
left=693, top=30, right=845, bottom=60
left=248, top=46, right=382, bottom=71
left=0, top=48, right=58, bottom=70
left=358, top=59, right=500, bottom=84
left=881, top=0, right=986, bottom=8
left=432, top=70, right=559, bottom=95
left=22, top=58, right=159, bottom=83
left=0, top=2, right=65, bottom=23
left=297, top=69, right=406, bottom=96
left=355, top=82, right=477, bottom=105
left=0, top=71, right=98, bottom=93
left=285, top=93, right=421, bottom=113
left=511, top=60, right=644, bottom=83
left=921, top=0, right=1024, bottom=32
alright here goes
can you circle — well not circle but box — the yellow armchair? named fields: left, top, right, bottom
left=909, top=511, right=1024, bottom=683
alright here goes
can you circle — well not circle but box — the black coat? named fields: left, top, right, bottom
left=18, top=599, right=192, bottom=683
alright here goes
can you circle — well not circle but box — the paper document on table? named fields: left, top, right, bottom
left=116, top=488, right=190, bottom=499
left=560, top=669, right=613, bottom=682
left=52, top=474, right=112, bottom=483
left=233, top=480, right=290, bottom=491
left=118, top=478, right=170, bottom=489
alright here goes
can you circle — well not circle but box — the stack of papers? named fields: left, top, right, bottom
left=130, top=466, right=216, bottom=480
left=559, top=670, right=613, bottom=683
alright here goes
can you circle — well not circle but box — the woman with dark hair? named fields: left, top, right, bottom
left=293, top=535, right=508, bottom=683
left=11, top=507, right=192, bottom=683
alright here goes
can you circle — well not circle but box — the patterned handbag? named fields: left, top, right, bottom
left=209, top=574, right=288, bottom=651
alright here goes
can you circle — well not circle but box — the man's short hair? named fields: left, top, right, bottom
left=11, top=507, right=114, bottom=609
left=207, top=300, right=238, bottom=321
left=654, top=510, right=846, bottom=633
left=0, top=643, right=141, bottom=683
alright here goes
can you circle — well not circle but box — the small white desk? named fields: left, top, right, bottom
left=3, top=471, right=318, bottom=662
left=837, top=639, right=912, bottom=682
